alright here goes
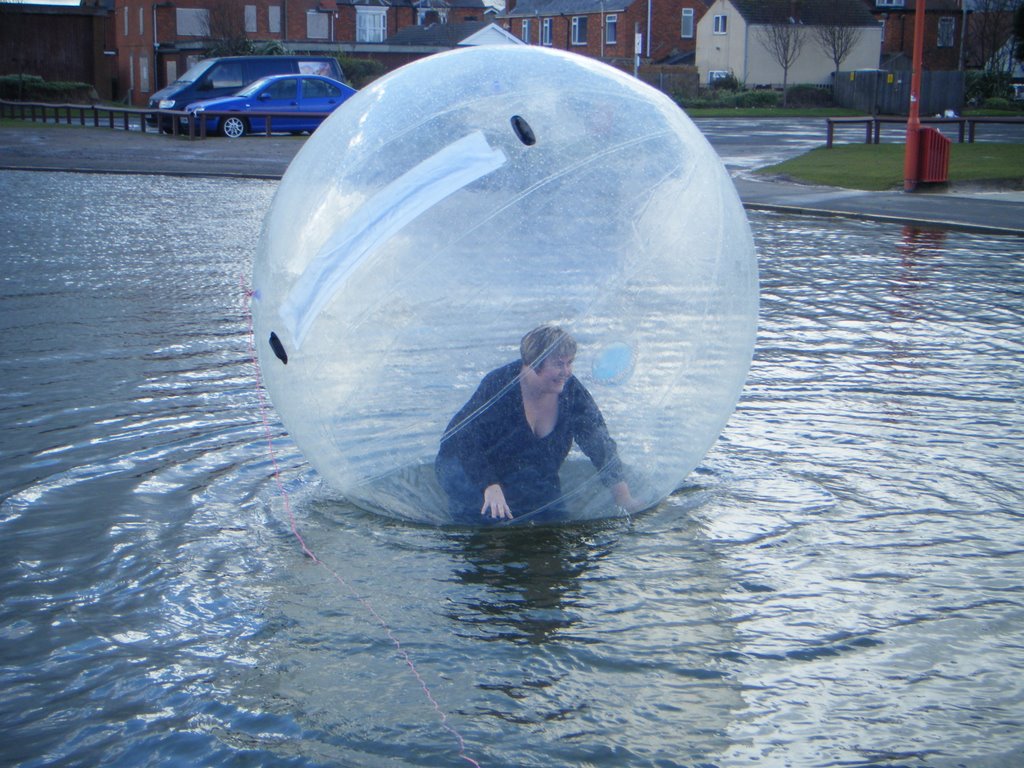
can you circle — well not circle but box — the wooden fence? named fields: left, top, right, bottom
left=825, top=115, right=1024, bottom=147
left=834, top=70, right=965, bottom=117
left=1, top=99, right=332, bottom=139
left=1, top=99, right=158, bottom=133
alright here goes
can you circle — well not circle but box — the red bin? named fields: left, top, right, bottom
left=917, top=127, right=951, bottom=183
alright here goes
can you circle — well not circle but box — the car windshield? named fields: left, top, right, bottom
left=171, top=59, right=214, bottom=85
left=235, top=77, right=278, bottom=97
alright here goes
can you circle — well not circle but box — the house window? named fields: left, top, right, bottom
left=176, top=8, right=209, bottom=37
left=521, top=18, right=532, bottom=43
left=269, top=5, right=281, bottom=34
left=139, top=7, right=145, bottom=36
left=606, top=14, right=618, bottom=45
left=937, top=16, right=955, bottom=47
left=140, top=54, right=150, bottom=93
left=356, top=8, right=387, bottom=42
left=681, top=8, right=694, bottom=38
left=876, top=0, right=904, bottom=6
left=713, top=14, right=727, bottom=34
left=542, top=18, right=552, bottom=46
left=123, top=6, right=129, bottom=37
left=571, top=16, right=588, bottom=45
left=307, top=10, right=329, bottom=39
left=245, top=5, right=257, bottom=33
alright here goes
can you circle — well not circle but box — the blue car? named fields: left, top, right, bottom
left=187, top=74, right=356, bottom=138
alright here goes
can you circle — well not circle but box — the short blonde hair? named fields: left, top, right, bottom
left=520, top=325, right=577, bottom=370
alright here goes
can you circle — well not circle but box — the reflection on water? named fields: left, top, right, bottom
left=450, top=526, right=599, bottom=645
left=1, top=171, right=1022, bottom=767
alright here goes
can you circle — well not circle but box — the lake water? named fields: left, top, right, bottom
left=1, top=170, right=1022, bottom=767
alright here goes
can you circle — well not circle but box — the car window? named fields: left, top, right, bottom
left=298, top=61, right=333, bottom=77
left=302, top=79, right=340, bottom=100
left=262, top=79, right=298, bottom=101
left=175, top=59, right=213, bottom=85
left=206, top=62, right=244, bottom=89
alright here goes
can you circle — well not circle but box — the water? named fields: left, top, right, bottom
left=1, top=170, right=1022, bottom=767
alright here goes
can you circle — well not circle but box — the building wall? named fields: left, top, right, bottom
left=877, top=7, right=963, bottom=70
left=114, top=1, right=154, bottom=103
left=0, top=4, right=116, bottom=100
left=502, top=0, right=707, bottom=68
left=694, top=0, right=747, bottom=82
left=696, top=0, right=882, bottom=87
left=744, top=24, right=882, bottom=86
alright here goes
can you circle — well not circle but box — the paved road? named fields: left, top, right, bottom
left=2, top=121, right=1022, bottom=236
left=696, top=117, right=829, bottom=175
left=0, top=124, right=299, bottom=179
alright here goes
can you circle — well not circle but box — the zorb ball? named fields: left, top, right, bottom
left=252, top=45, right=758, bottom=525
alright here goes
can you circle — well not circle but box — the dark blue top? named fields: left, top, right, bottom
left=436, top=361, right=624, bottom=510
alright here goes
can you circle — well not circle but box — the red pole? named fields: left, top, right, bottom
left=903, top=0, right=927, bottom=191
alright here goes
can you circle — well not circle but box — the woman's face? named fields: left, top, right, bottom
left=529, top=354, right=574, bottom=395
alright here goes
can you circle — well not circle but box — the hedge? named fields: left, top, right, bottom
left=0, top=74, right=97, bottom=103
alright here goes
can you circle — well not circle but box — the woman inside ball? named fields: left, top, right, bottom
left=435, top=325, right=639, bottom=524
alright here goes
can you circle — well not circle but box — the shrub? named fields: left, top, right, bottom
left=982, top=96, right=1012, bottom=110
left=255, top=40, right=287, bottom=55
left=675, top=87, right=781, bottom=109
left=710, top=73, right=741, bottom=91
left=785, top=84, right=831, bottom=108
left=0, top=74, right=96, bottom=103
left=336, top=55, right=386, bottom=88
left=965, top=69, right=1012, bottom=105
left=734, top=89, right=780, bottom=108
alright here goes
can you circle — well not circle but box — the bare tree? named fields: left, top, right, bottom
left=966, top=0, right=1024, bottom=73
left=1016, top=3, right=1024, bottom=65
left=758, top=20, right=806, bottom=106
left=204, top=0, right=256, bottom=56
left=812, top=4, right=864, bottom=86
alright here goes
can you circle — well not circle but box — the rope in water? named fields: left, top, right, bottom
left=241, top=278, right=481, bottom=767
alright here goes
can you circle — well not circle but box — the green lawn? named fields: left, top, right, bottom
left=681, top=106, right=1023, bottom=119
left=682, top=107, right=863, bottom=118
left=756, top=142, right=1024, bottom=190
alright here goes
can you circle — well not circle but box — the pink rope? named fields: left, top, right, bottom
left=241, top=278, right=481, bottom=767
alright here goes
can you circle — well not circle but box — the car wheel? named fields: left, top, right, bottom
left=221, top=116, right=247, bottom=139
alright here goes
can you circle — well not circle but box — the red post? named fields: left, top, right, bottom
left=903, top=0, right=927, bottom=191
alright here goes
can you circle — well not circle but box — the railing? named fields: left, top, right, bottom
left=1, top=99, right=165, bottom=133
left=826, top=115, right=1024, bottom=148
left=1, top=99, right=332, bottom=140
left=188, top=109, right=333, bottom=139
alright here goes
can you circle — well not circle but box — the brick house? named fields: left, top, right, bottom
left=499, top=0, right=711, bottom=69
left=865, top=0, right=967, bottom=70
left=114, top=0, right=489, bottom=106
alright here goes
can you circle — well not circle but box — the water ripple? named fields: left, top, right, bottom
left=1, top=174, right=1022, bottom=767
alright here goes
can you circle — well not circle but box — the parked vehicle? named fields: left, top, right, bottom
left=186, top=74, right=356, bottom=138
left=147, top=55, right=344, bottom=131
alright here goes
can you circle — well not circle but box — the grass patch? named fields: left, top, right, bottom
left=756, top=142, right=1024, bottom=190
left=683, top=107, right=862, bottom=118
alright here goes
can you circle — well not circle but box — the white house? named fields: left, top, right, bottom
left=696, top=0, right=883, bottom=87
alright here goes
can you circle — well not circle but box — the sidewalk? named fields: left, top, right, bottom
left=2, top=125, right=1022, bottom=236
left=734, top=176, right=1024, bottom=237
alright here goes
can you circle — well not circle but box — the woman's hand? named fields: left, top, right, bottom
left=611, top=481, right=642, bottom=514
left=481, top=484, right=513, bottom=520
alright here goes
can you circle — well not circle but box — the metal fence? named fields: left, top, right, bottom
left=834, top=69, right=965, bottom=116
left=0, top=99, right=330, bottom=139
